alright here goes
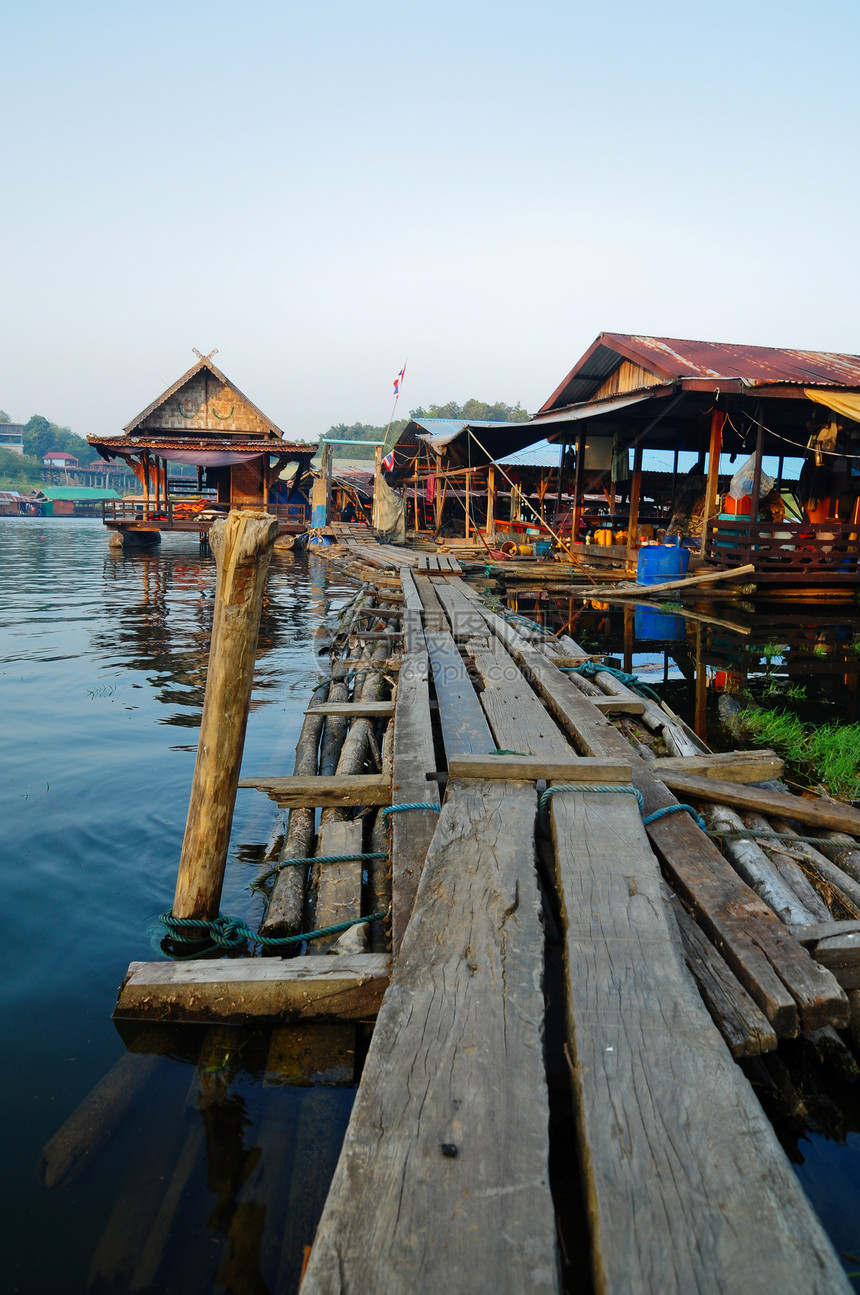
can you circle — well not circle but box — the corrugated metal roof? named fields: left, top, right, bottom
left=496, top=439, right=561, bottom=468
left=539, top=332, right=860, bottom=415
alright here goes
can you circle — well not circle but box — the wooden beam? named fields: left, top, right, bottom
left=302, top=701, right=395, bottom=717
left=546, top=785, right=849, bottom=1293
left=300, top=779, right=560, bottom=1295
left=238, top=773, right=390, bottom=807
left=699, top=409, right=724, bottom=558
left=313, top=820, right=364, bottom=953
left=112, top=954, right=391, bottom=1023
left=658, top=771, right=860, bottom=836
left=447, top=754, right=631, bottom=782
left=590, top=696, right=646, bottom=715
left=652, top=750, right=784, bottom=783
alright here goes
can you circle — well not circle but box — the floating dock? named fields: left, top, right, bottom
left=48, top=519, right=860, bottom=1292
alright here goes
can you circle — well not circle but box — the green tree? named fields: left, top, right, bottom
left=409, top=399, right=529, bottom=423
left=0, top=447, right=42, bottom=489
left=0, top=410, right=10, bottom=423
left=23, top=415, right=89, bottom=462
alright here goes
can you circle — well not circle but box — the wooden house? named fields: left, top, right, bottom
left=531, top=333, right=860, bottom=592
left=88, top=355, right=315, bottom=539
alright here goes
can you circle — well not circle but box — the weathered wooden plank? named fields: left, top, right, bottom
left=301, top=779, right=560, bottom=1295
left=590, top=696, right=646, bottom=715
left=547, top=785, right=850, bottom=1295
left=390, top=648, right=441, bottom=956
left=303, top=701, right=395, bottom=717
left=313, top=820, right=364, bottom=952
left=480, top=607, right=847, bottom=1035
left=667, top=891, right=778, bottom=1057
left=806, top=931, right=860, bottom=989
left=238, top=773, right=390, bottom=807
left=448, top=753, right=631, bottom=782
left=652, top=749, right=784, bottom=782
left=112, top=955, right=390, bottom=1023
left=660, top=771, right=860, bottom=836
left=424, top=631, right=495, bottom=757
left=791, top=918, right=860, bottom=945
left=466, top=633, right=575, bottom=760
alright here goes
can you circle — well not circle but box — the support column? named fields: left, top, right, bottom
left=172, top=510, right=280, bottom=920
left=627, top=444, right=643, bottom=559
left=371, top=445, right=382, bottom=530
left=699, top=409, right=725, bottom=558
left=572, top=426, right=585, bottom=543
left=555, top=442, right=566, bottom=523
left=486, top=464, right=496, bottom=544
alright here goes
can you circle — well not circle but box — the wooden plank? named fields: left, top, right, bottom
left=313, top=820, right=364, bottom=952
left=434, top=580, right=493, bottom=641
left=808, top=932, right=860, bottom=990
left=590, top=696, right=646, bottom=715
left=791, top=919, right=860, bottom=946
left=390, top=647, right=441, bottom=956
left=659, top=771, right=860, bottom=836
left=447, top=754, right=631, bottom=782
left=652, top=749, right=784, bottom=782
left=425, top=631, right=495, bottom=757
left=466, top=632, right=575, bottom=760
left=667, top=891, right=778, bottom=1057
left=303, top=701, right=395, bottom=717
left=238, top=772, right=390, bottom=807
left=479, top=606, right=846, bottom=1035
left=301, top=779, right=560, bottom=1295
left=112, top=955, right=391, bottom=1023
left=547, top=785, right=849, bottom=1295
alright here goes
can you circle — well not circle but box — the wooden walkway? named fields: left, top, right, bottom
left=98, top=531, right=860, bottom=1292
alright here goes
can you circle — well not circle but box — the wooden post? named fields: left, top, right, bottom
left=172, top=510, right=280, bottom=920
left=486, top=464, right=496, bottom=544
left=555, top=442, right=566, bottom=523
left=627, top=444, right=643, bottom=555
left=699, top=409, right=725, bottom=557
left=372, top=445, right=383, bottom=530
left=572, top=426, right=585, bottom=542
left=465, top=468, right=470, bottom=540
left=750, top=402, right=765, bottom=525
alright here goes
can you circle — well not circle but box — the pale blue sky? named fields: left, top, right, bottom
left=3, top=0, right=859, bottom=443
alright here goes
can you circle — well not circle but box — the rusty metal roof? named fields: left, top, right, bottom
left=539, top=332, right=860, bottom=415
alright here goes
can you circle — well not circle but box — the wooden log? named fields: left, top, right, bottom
left=479, top=607, right=847, bottom=1034
left=591, top=669, right=701, bottom=757
left=578, top=562, right=756, bottom=600
left=767, top=818, right=860, bottom=916
left=545, top=783, right=850, bottom=1294
left=112, top=954, right=391, bottom=1023
left=817, top=832, right=860, bottom=887
left=741, top=813, right=833, bottom=921
left=659, top=771, right=860, bottom=837
left=704, top=805, right=822, bottom=926
left=173, top=511, right=280, bottom=920
left=238, top=773, right=391, bottom=808
left=312, top=820, right=365, bottom=953
left=667, top=891, right=777, bottom=1057
left=368, top=717, right=395, bottom=951
left=300, top=779, right=560, bottom=1295
left=447, top=753, right=631, bottom=782
left=262, top=680, right=329, bottom=938
left=653, top=749, right=785, bottom=783
left=39, top=1029, right=171, bottom=1188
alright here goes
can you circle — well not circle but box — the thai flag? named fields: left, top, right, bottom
left=393, top=362, right=407, bottom=397
left=382, top=450, right=396, bottom=472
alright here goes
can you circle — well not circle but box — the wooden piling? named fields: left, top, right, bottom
left=172, top=510, right=279, bottom=921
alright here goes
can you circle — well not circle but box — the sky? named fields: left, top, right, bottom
left=3, top=0, right=860, bottom=444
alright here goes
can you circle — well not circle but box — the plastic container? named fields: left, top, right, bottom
left=533, top=539, right=551, bottom=558
left=594, top=528, right=614, bottom=546
left=636, top=541, right=690, bottom=585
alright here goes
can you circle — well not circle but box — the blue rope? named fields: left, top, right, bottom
left=380, top=802, right=442, bottom=819
left=157, top=908, right=385, bottom=958
left=566, top=660, right=662, bottom=702
left=642, top=803, right=706, bottom=832
left=538, top=783, right=644, bottom=834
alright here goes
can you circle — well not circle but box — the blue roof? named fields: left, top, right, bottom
left=496, top=439, right=561, bottom=468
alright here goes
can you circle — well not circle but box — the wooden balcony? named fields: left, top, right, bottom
left=704, top=517, right=860, bottom=585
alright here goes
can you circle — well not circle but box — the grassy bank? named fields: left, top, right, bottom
left=736, top=705, right=860, bottom=802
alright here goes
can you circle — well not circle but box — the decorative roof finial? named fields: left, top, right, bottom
left=192, top=348, right=219, bottom=361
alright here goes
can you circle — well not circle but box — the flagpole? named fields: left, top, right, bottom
left=383, top=360, right=408, bottom=450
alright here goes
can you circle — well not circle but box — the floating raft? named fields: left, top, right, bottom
left=102, top=527, right=860, bottom=1292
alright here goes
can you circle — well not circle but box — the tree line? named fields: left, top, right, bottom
left=323, top=399, right=530, bottom=460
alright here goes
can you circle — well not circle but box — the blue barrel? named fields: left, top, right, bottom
left=533, top=539, right=552, bottom=558
left=636, top=542, right=690, bottom=585
left=635, top=606, right=686, bottom=642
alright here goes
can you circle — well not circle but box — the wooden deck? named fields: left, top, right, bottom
left=96, top=531, right=860, bottom=1291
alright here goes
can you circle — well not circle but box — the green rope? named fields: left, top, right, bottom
left=642, top=804, right=706, bottom=832
left=707, top=829, right=856, bottom=849
left=158, top=908, right=385, bottom=958
left=381, top=803, right=442, bottom=818
left=493, top=748, right=531, bottom=757
left=252, top=850, right=388, bottom=893
left=566, top=660, right=662, bottom=702
left=538, top=783, right=644, bottom=834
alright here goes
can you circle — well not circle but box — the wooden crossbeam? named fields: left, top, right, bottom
left=238, top=773, right=390, bottom=807
left=447, top=754, right=631, bottom=782
left=302, top=701, right=395, bottom=718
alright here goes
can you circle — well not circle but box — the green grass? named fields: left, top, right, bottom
left=736, top=705, right=860, bottom=802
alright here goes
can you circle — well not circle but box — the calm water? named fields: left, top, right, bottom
left=3, top=520, right=860, bottom=1290
left=0, top=519, right=357, bottom=1295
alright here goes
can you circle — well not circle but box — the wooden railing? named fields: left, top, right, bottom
left=704, top=518, right=860, bottom=582
left=101, top=500, right=310, bottom=528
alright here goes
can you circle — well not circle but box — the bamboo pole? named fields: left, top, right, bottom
left=699, top=409, right=724, bottom=557
left=172, top=510, right=279, bottom=920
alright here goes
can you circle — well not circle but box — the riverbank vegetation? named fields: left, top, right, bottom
left=735, top=704, right=860, bottom=802
left=323, top=399, right=529, bottom=460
